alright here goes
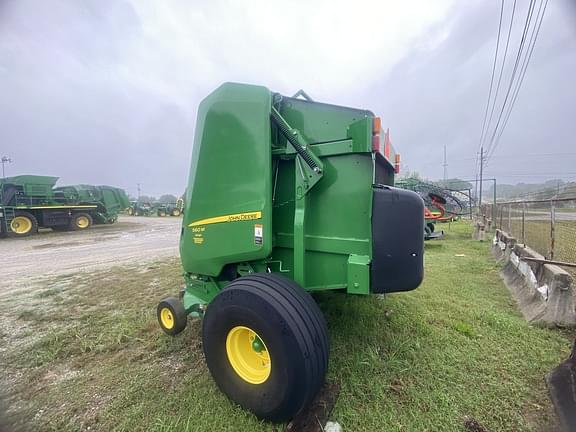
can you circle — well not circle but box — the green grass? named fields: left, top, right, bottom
left=1, top=222, right=573, bottom=431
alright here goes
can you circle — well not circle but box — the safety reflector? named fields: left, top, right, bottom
left=372, top=117, right=381, bottom=135
left=372, top=134, right=380, bottom=152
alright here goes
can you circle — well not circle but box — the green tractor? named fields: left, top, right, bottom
left=126, top=201, right=153, bottom=216
left=157, top=83, right=424, bottom=421
left=165, top=198, right=184, bottom=217
left=127, top=199, right=183, bottom=217
left=153, top=201, right=183, bottom=217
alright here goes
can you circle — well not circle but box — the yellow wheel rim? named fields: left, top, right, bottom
left=226, top=326, right=271, bottom=384
left=11, top=216, right=32, bottom=234
left=76, top=216, right=90, bottom=229
left=173, top=209, right=181, bottom=216
left=160, top=307, right=174, bottom=330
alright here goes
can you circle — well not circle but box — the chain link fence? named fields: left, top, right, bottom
left=482, top=198, right=576, bottom=267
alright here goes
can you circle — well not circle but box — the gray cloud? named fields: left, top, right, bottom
left=0, top=0, right=574, bottom=197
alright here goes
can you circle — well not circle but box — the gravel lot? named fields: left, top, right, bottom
left=0, top=216, right=181, bottom=296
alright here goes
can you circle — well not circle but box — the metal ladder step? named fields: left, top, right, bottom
left=2, top=207, right=16, bottom=234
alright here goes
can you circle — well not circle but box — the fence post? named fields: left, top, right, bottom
left=468, top=188, right=473, bottom=220
left=507, top=204, right=511, bottom=233
left=499, top=205, right=503, bottom=229
left=521, top=202, right=526, bottom=245
left=550, top=200, right=556, bottom=260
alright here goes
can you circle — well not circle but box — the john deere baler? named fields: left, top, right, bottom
left=157, top=83, right=424, bottom=421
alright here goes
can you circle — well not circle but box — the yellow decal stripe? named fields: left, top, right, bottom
left=189, top=211, right=262, bottom=227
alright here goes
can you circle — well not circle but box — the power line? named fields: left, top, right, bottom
left=488, top=151, right=576, bottom=159
left=487, top=0, right=549, bottom=162
left=485, top=0, right=536, bottom=158
left=476, top=0, right=518, bottom=210
left=485, top=173, right=576, bottom=177
left=481, top=0, right=517, bottom=153
left=478, top=0, right=505, bottom=150
left=443, top=144, right=448, bottom=181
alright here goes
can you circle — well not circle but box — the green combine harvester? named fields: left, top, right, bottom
left=157, top=83, right=424, bottom=421
left=0, top=175, right=129, bottom=237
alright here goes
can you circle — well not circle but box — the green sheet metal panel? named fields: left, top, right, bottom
left=279, top=97, right=373, bottom=145
left=271, top=153, right=373, bottom=289
left=100, top=187, right=130, bottom=215
left=180, top=83, right=273, bottom=276
left=2, top=175, right=58, bottom=198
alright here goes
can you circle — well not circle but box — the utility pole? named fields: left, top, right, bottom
left=478, top=146, right=484, bottom=211
left=137, top=183, right=141, bottom=201
left=1, top=156, right=12, bottom=178
left=443, top=144, right=447, bottom=182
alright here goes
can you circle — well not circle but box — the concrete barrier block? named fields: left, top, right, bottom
left=494, top=231, right=576, bottom=327
left=473, top=220, right=486, bottom=241
left=492, top=230, right=516, bottom=262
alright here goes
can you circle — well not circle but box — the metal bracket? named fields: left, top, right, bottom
left=271, top=107, right=323, bottom=196
left=237, top=263, right=256, bottom=276
left=270, top=107, right=326, bottom=288
left=292, top=89, right=314, bottom=101
left=347, top=255, right=371, bottom=295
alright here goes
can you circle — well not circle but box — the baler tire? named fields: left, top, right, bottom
left=69, top=213, right=93, bottom=231
left=171, top=209, right=181, bottom=217
left=202, top=273, right=329, bottom=422
left=9, top=212, right=38, bottom=237
left=157, top=297, right=187, bottom=336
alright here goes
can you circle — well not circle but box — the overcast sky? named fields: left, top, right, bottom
left=1, top=0, right=575, bottom=196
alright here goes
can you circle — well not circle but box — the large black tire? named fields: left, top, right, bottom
left=170, top=208, right=181, bottom=217
left=8, top=211, right=38, bottom=237
left=157, top=297, right=187, bottom=336
left=69, top=213, right=93, bottom=231
left=202, top=273, right=329, bottom=422
left=427, top=222, right=435, bottom=233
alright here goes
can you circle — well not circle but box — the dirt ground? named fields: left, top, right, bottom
left=0, top=215, right=181, bottom=298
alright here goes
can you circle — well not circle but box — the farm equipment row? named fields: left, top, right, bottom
left=126, top=198, right=183, bottom=217
left=0, top=175, right=129, bottom=238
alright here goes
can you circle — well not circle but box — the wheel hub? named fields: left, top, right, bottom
left=160, top=308, right=174, bottom=329
left=11, top=216, right=32, bottom=234
left=226, top=326, right=271, bottom=384
left=76, top=216, right=89, bottom=229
